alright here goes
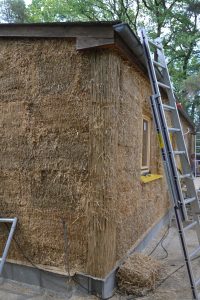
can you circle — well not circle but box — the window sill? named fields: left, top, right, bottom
left=140, top=174, right=163, bottom=183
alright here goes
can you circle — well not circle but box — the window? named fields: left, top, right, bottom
left=141, top=117, right=151, bottom=172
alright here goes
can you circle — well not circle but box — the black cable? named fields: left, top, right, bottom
left=5, top=223, right=40, bottom=270
left=160, top=235, right=169, bottom=259
left=7, top=222, right=200, bottom=298
left=72, top=275, right=91, bottom=293
left=156, top=264, right=184, bottom=288
left=148, top=226, right=170, bottom=258
left=156, top=254, right=200, bottom=288
left=72, top=274, right=115, bottom=300
left=61, top=221, right=104, bottom=299
left=11, top=230, right=102, bottom=298
left=5, top=222, right=103, bottom=299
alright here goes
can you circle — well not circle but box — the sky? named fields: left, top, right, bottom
left=24, top=0, right=32, bottom=5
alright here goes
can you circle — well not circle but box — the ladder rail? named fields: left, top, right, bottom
left=195, top=132, right=200, bottom=178
left=195, top=132, right=197, bottom=178
left=140, top=28, right=200, bottom=300
left=156, top=40, right=200, bottom=239
left=150, top=93, right=198, bottom=299
left=141, top=29, right=187, bottom=220
left=156, top=44, right=195, bottom=175
left=151, top=38, right=192, bottom=171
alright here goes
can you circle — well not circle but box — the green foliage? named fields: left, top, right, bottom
left=0, top=0, right=27, bottom=22
left=27, top=0, right=137, bottom=24
left=0, top=0, right=199, bottom=122
left=181, top=73, right=200, bottom=122
left=27, top=0, right=71, bottom=22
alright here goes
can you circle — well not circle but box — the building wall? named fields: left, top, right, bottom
left=0, top=38, right=191, bottom=279
left=0, top=38, right=91, bottom=274
left=88, top=50, right=195, bottom=276
left=114, top=51, right=170, bottom=261
left=85, top=48, right=171, bottom=277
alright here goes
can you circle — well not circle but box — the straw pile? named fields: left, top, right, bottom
left=117, top=253, right=161, bottom=296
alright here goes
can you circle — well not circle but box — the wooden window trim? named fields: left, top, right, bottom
left=141, top=116, right=151, bottom=173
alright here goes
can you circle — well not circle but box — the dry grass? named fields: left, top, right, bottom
left=117, top=253, right=162, bottom=296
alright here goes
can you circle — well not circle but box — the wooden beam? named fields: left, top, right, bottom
left=76, top=37, right=114, bottom=50
left=114, top=33, right=147, bottom=73
left=0, top=23, right=115, bottom=39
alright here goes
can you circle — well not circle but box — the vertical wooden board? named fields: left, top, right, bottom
left=86, top=50, right=120, bottom=277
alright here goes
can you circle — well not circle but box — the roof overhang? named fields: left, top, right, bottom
left=178, top=107, right=195, bottom=131
left=0, top=21, right=194, bottom=127
left=0, top=21, right=156, bottom=75
left=0, top=21, right=154, bottom=71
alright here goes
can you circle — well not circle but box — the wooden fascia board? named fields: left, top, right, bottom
left=76, top=37, right=114, bottom=50
left=0, top=23, right=115, bottom=39
left=114, top=32, right=147, bottom=73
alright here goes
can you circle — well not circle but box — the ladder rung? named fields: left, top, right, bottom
left=184, top=197, right=196, bottom=205
left=0, top=218, right=16, bottom=223
left=142, top=31, right=200, bottom=300
left=158, top=81, right=171, bottom=89
left=153, top=60, right=165, bottom=69
left=174, top=151, right=186, bottom=155
left=189, top=246, right=200, bottom=259
left=179, top=174, right=192, bottom=179
left=149, top=40, right=162, bottom=50
left=168, top=127, right=181, bottom=133
left=184, top=221, right=197, bottom=231
left=163, top=104, right=175, bottom=111
left=195, top=277, right=200, bottom=287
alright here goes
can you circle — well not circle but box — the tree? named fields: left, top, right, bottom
left=134, top=1, right=200, bottom=90
left=27, top=0, right=199, bottom=78
left=27, top=0, right=70, bottom=22
left=25, top=0, right=200, bottom=122
left=27, top=0, right=138, bottom=27
left=182, top=73, right=200, bottom=122
left=2, top=0, right=199, bottom=122
left=0, top=0, right=27, bottom=23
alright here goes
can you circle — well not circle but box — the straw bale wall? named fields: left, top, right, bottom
left=0, top=38, right=178, bottom=278
left=0, top=38, right=91, bottom=273
left=0, top=39, right=122, bottom=278
left=115, top=53, right=170, bottom=260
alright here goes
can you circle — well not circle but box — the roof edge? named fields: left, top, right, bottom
left=178, top=106, right=195, bottom=130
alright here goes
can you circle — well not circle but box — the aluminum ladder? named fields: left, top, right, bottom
left=140, top=29, right=200, bottom=300
left=195, top=131, right=200, bottom=177
left=0, top=218, right=17, bottom=274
